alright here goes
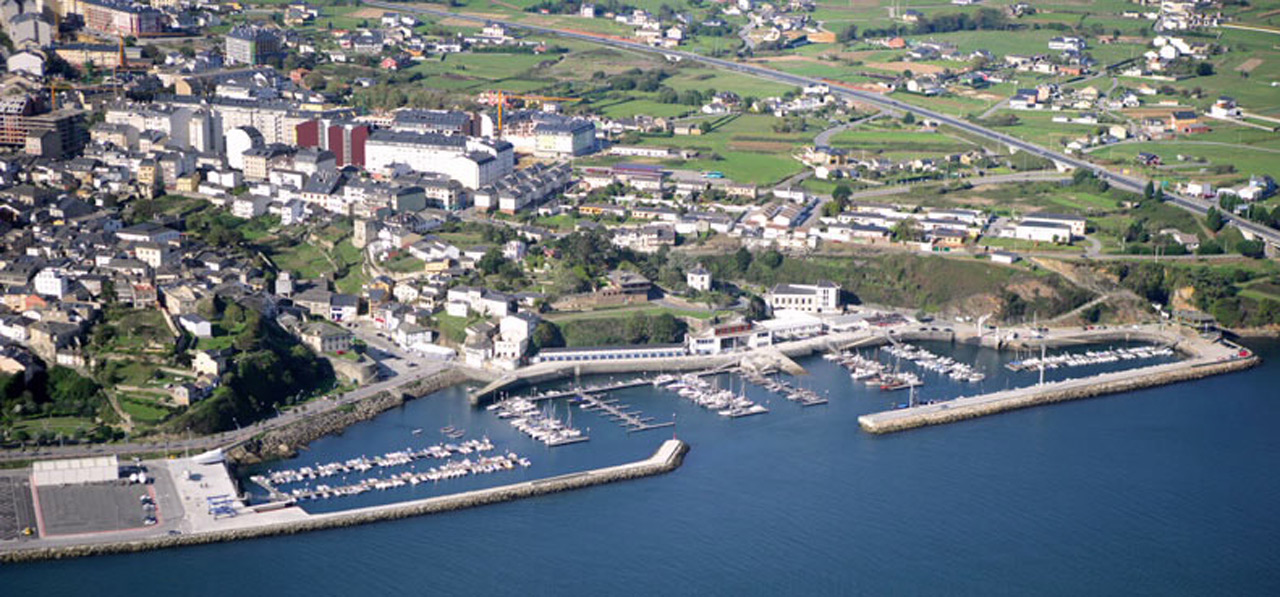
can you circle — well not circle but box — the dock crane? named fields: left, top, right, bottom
left=490, top=91, right=582, bottom=135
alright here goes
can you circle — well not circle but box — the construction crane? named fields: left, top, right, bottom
left=49, top=80, right=78, bottom=110
left=491, top=91, right=581, bottom=134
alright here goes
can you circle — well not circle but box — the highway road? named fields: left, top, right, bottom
left=367, top=1, right=1280, bottom=250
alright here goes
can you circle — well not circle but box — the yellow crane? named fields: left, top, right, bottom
left=492, top=91, right=582, bottom=134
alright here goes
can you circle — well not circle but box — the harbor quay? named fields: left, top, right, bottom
left=470, top=318, right=1257, bottom=435
left=859, top=329, right=1257, bottom=434
left=0, top=440, right=688, bottom=563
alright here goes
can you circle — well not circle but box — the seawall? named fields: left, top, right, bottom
left=859, top=355, right=1258, bottom=434
left=0, top=440, right=688, bottom=564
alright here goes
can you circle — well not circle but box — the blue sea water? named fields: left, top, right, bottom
left=3, top=339, right=1278, bottom=596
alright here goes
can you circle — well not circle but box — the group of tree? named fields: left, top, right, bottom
left=1111, top=262, right=1280, bottom=327
left=822, top=184, right=853, bottom=217
left=555, top=312, right=686, bottom=347
left=852, top=9, right=1011, bottom=39
left=171, top=311, right=334, bottom=434
left=0, top=367, right=112, bottom=427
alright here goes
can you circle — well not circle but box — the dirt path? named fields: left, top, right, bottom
left=1236, top=58, right=1263, bottom=73
left=105, top=392, right=134, bottom=432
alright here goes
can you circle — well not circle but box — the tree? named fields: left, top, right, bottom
left=891, top=218, right=923, bottom=241
left=744, top=295, right=768, bottom=322
left=478, top=248, right=508, bottom=276
left=648, top=313, right=682, bottom=343
left=1144, top=180, right=1155, bottom=202
left=1195, top=239, right=1223, bottom=255
left=1196, top=62, right=1215, bottom=77
left=832, top=184, right=852, bottom=204
left=624, top=313, right=649, bottom=344
left=531, top=322, right=564, bottom=350
left=733, top=247, right=753, bottom=273
left=1206, top=207, right=1225, bottom=232
left=902, top=111, right=916, bottom=125
left=223, top=302, right=245, bottom=327
left=838, top=24, right=858, bottom=42
left=759, top=249, right=784, bottom=269
left=1237, top=239, right=1265, bottom=259
left=679, top=89, right=703, bottom=105
left=303, top=71, right=326, bottom=90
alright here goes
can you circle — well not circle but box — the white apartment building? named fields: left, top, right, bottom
left=364, top=130, right=514, bottom=189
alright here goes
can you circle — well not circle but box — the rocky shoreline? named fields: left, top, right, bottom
left=227, top=368, right=476, bottom=466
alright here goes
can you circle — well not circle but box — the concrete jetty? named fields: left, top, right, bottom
left=859, top=335, right=1257, bottom=434
left=0, top=440, right=688, bottom=563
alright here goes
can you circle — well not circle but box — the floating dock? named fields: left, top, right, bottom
left=738, top=370, right=828, bottom=406
left=574, top=392, right=675, bottom=433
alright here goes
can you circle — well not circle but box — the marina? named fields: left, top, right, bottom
left=1005, top=345, right=1175, bottom=372
left=488, top=397, right=590, bottom=446
left=860, top=334, right=1254, bottom=434
left=572, top=392, right=675, bottom=433
left=252, top=438, right=498, bottom=488
left=260, top=453, right=533, bottom=503
left=739, top=370, right=829, bottom=406
left=515, top=368, right=732, bottom=403
left=657, top=374, right=770, bottom=418
left=0, top=326, right=1269, bottom=597
left=826, top=350, right=923, bottom=391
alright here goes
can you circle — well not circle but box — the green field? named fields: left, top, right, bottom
left=605, top=113, right=810, bottom=184
left=95, top=309, right=174, bottom=354
left=979, top=237, right=1083, bottom=253
left=120, top=397, right=173, bottom=425
left=827, top=128, right=977, bottom=157
left=10, top=416, right=94, bottom=436
left=1089, top=139, right=1280, bottom=182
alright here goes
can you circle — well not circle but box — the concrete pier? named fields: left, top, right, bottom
left=859, top=337, right=1257, bottom=434
left=0, top=440, right=688, bottom=563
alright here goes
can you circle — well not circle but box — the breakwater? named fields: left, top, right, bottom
left=0, top=440, right=688, bottom=564
left=859, top=354, right=1258, bottom=434
left=229, top=368, right=475, bottom=465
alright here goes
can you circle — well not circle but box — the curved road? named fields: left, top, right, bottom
left=367, top=1, right=1280, bottom=249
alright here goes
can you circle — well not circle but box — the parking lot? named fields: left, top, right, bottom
left=35, top=482, right=155, bottom=536
left=0, top=475, right=38, bottom=540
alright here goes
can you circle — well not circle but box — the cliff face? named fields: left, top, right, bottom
left=227, top=369, right=472, bottom=465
